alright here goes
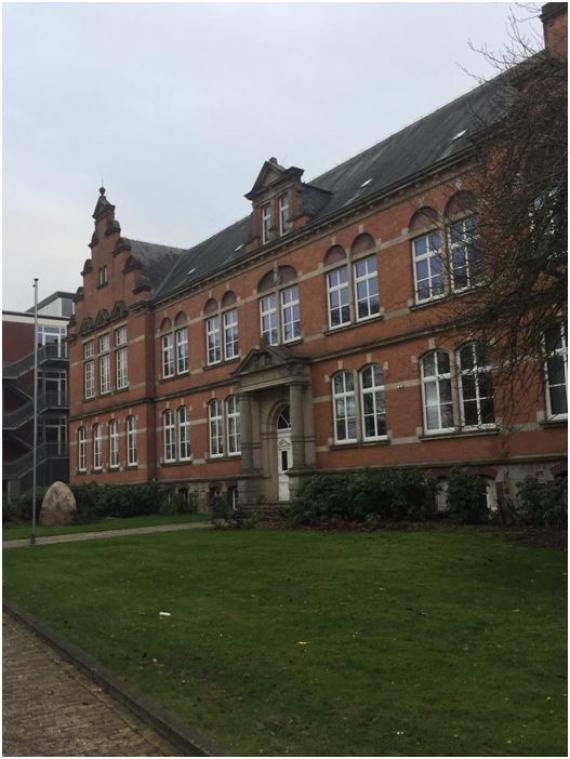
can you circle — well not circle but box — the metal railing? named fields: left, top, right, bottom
left=3, top=442, right=68, bottom=480
left=3, top=392, right=68, bottom=430
left=3, top=344, right=68, bottom=380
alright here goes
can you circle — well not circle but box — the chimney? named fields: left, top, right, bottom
left=540, top=3, right=567, bottom=58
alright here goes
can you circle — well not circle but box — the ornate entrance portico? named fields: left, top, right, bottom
left=233, top=344, right=315, bottom=509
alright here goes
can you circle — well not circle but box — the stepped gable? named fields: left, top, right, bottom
left=122, top=239, right=185, bottom=297
left=153, top=66, right=519, bottom=303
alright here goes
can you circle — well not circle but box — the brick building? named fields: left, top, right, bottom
left=3, top=291, right=74, bottom=501
left=68, top=4, right=567, bottom=513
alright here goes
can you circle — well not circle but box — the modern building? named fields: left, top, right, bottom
left=3, top=292, right=74, bottom=501
left=67, top=4, right=567, bottom=514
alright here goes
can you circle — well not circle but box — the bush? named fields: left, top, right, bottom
left=447, top=468, right=489, bottom=524
left=3, top=487, right=48, bottom=525
left=289, top=469, right=437, bottom=526
left=516, top=475, right=567, bottom=528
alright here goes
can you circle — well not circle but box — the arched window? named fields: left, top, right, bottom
left=160, top=318, right=175, bottom=378
left=409, top=206, right=438, bottom=233
left=277, top=406, right=291, bottom=429
left=226, top=396, right=241, bottom=455
left=160, top=315, right=188, bottom=377
left=174, top=312, right=189, bottom=374
left=163, top=409, right=176, bottom=462
left=457, top=342, right=495, bottom=428
left=205, top=294, right=239, bottom=365
left=126, top=416, right=137, bottom=466
left=177, top=405, right=191, bottom=461
left=360, top=365, right=387, bottom=440
left=351, top=233, right=375, bottom=255
left=421, top=351, right=454, bottom=432
left=448, top=215, right=481, bottom=292
left=258, top=268, right=300, bottom=346
left=208, top=400, right=224, bottom=457
left=412, top=228, right=443, bottom=303
left=332, top=371, right=357, bottom=443
left=109, top=419, right=119, bottom=468
left=544, top=321, right=568, bottom=419
left=78, top=427, right=87, bottom=472
left=323, top=245, right=347, bottom=268
left=444, top=191, right=476, bottom=220
left=93, top=424, right=102, bottom=471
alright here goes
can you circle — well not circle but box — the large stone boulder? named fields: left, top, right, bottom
left=39, top=481, right=77, bottom=526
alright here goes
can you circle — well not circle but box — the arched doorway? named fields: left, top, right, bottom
left=276, top=406, right=292, bottom=502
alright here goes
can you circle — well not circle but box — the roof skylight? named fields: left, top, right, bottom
left=360, top=178, right=373, bottom=187
left=451, top=129, right=467, bottom=142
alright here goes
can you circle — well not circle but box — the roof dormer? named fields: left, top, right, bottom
left=244, top=157, right=331, bottom=253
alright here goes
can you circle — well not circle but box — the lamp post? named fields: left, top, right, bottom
left=30, top=278, right=39, bottom=547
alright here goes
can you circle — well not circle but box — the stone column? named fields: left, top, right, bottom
left=239, top=392, right=254, bottom=472
left=290, top=383, right=306, bottom=469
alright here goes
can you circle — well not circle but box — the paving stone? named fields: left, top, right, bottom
left=2, top=613, right=179, bottom=756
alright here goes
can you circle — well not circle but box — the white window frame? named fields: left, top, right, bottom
left=279, top=193, right=290, bottom=236
left=206, top=315, right=222, bottom=365
left=116, top=347, right=128, bottom=389
left=448, top=215, right=481, bottom=293
left=544, top=322, right=568, bottom=420
left=177, top=405, right=191, bottom=461
left=161, top=333, right=175, bottom=378
left=412, top=231, right=444, bottom=304
left=457, top=342, right=495, bottom=429
left=78, top=427, right=87, bottom=472
left=175, top=327, right=189, bottom=374
left=99, top=353, right=111, bottom=395
left=208, top=399, right=224, bottom=457
left=226, top=396, right=241, bottom=455
left=262, top=203, right=271, bottom=244
left=353, top=255, right=380, bottom=322
left=223, top=309, right=239, bottom=360
left=109, top=420, right=119, bottom=469
left=126, top=416, right=138, bottom=466
left=332, top=371, right=357, bottom=443
left=260, top=294, right=278, bottom=346
left=327, top=265, right=351, bottom=329
left=93, top=424, right=103, bottom=471
left=83, top=340, right=94, bottom=359
left=163, top=409, right=176, bottom=462
left=420, top=351, right=455, bottom=434
left=84, top=359, right=95, bottom=399
left=359, top=365, right=387, bottom=441
left=280, top=285, right=301, bottom=343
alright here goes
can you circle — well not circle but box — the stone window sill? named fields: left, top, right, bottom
left=330, top=438, right=390, bottom=450
left=540, top=417, right=567, bottom=428
left=161, top=459, right=194, bottom=467
left=205, top=454, right=242, bottom=463
left=419, top=427, right=499, bottom=441
left=202, top=356, right=241, bottom=372
left=323, top=313, right=384, bottom=337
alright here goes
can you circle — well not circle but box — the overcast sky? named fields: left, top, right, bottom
left=3, top=1, right=544, bottom=311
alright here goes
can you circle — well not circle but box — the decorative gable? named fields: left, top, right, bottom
left=233, top=343, right=308, bottom=377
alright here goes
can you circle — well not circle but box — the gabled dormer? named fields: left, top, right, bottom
left=244, top=157, right=331, bottom=253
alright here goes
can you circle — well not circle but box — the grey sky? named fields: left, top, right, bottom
left=3, top=1, right=544, bottom=311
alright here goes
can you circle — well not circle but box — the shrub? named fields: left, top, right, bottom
left=289, top=469, right=437, bottom=525
left=516, top=475, right=567, bottom=528
left=2, top=487, right=48, bottom=525
left=447, top=468, right=489, bottom=524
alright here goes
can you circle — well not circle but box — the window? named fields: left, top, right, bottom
left=98, top=265, right=108, bottom=287
left=99, top=334, right=111, bottom=394
left=206, top=316, right=222, bottom=364
left=208, top=400, right=224, bottom=457
left=93, top=424, right=102, bottom=470
left=449, top=216, right=481, bottom=292
left=226, top=396, right=241, bottom=455
left=280, top=285, right=301, bottom=342
left=327, top=266, right=351, bottom=328
left=109, top=420, right=119, bottom=468
left=421, top=351, right=454, bottom=432
left=178, top=406, right=191, bottom=461
left=83, top=341, right=95, bottom=399
left=260, top=294, right=278, bottom=346
left=126, top=416, right=137, bottom=465
left=279, top=193, right=291, bottom=235
left=262, top=204, right=271, bottom=244
left=413, top=231, right=444, bottom=303
left=78, top=427, right=87, bottom=472
left=332, top=371, right=357, bottom=443
left=545, top=322, right=568, bottom=418
left=162, top=333, right=175, bottom=377
left=353, top=255, right=380, bottom=320
left=163, top=409, right=176, bottom=462
left=115, top=326, right=128, bottom=390
left=458, top=342, right=495, bottom=428
left=360, top=365, right=387, bottom=439
left=176, top=328, right=189, bottom=373
left=223, top=309, right=239, bottom=360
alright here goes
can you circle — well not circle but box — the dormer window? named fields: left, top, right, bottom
left=262, top=204, right=272, bottom=244
left=279, top=193, right=291, bottom=235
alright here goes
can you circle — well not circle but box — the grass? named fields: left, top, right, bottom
left=3, top=529, right=566, bottom=756
left=2, top=512, right=208, bottom=541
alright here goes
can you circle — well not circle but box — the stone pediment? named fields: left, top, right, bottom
left=233, top=343, right=307, bottom=377
left=245, top=158, right=304, bottom=201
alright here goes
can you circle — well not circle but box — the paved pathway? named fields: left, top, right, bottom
left=2, top=613, right=179, bottom=756
left=3, top=521, right=211, bottom=550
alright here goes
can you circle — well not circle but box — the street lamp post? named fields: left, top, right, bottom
left=30, top=278, right=39, bottom=547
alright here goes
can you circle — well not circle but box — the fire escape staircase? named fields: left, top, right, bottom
left=3, top=344, right=67, bottom=380
left=3, top=443, right=69, bottom=480
left=3, top=392, right=69, bottom=431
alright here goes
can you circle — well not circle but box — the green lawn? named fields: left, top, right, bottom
left=3, top=529, right=566, bottom=756
left=3, top=512, right=208, bottom=541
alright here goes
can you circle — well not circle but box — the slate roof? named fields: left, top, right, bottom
left=124, top=239, right=186, bottom=297
left=138, top=67, right=517, bottom=304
